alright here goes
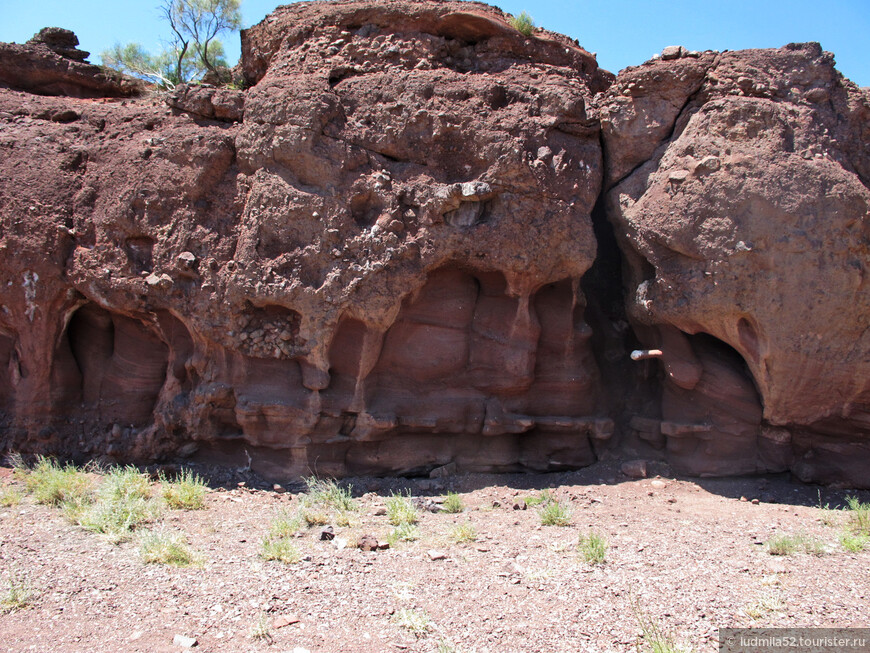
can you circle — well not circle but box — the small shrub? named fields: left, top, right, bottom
left=250, top=612, right=272, bottom=642
left=74, top=466, right=159, bottom=542
left=269, top=510, right=302, bottom=538
left=448, top=521, right=477, bottom=544
left=386, top=491, right=418, bottom=525
left=303, top=477, right=356, bottom=513
left=845, top=496, right=870, bottom=535
left=300, top=507, right=329, bottom=527
left=388, top=522, right=420, bottom=545
left=139, top=530, right=198, bottom=566
left=161, top=468, right=207, bottom=510
left=840, top=533, right=868, bottom=553
left=0, top=486, right=23, bottom=507
left=77, top=496, right=160, bottom=543
left=336, top=511, right=356, bottom=527
left=766, top=533, right=825, bottom=556
left=523, top=490, right=553, bottom=507
left=261, top=536, right=302, bottom=564
left=0, top=572, right=32, bottom=613
left=508, top=11, right=535, bottom=37
left=635, top=607, right=693, bottom=653
left=442, top=492, right=464, bottom=514
left=540, top=500, right=571, bottom=527
left=392, top=608, right=432, bottom=636
left=25, top=457, right=93, bottom=506
left=744, top=594, right=785, bottom=620
left=578, top=531, right=607, bottom=564
left=100, top=466, right=151, bottom=502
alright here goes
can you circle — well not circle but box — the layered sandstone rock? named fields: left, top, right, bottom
left=0, top=5, right=867, bottom=486
left=600, top=43, right=870, bottom=485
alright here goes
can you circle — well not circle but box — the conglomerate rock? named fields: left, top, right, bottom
left=0, top=4, right=867, bottom=486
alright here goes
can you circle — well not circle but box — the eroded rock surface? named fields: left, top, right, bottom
left=0, top=3, right=614, bottom=478
left=0, top=8, right=867, bottom=486
left=601, top=43, right=870, bottom=485
left=0, top=28, right=141, bottom=98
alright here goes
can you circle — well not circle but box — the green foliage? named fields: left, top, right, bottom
left=386, top=491, right=419, bottom=526
left=539, top=500, right=571, bottom=526
left=303, top=477, right=357, bottom=513
left=261, top=536, right=302, bottom=564
left=441, top=492, right=464, bottom=514
left=139, top=529, right=199, bottom=566
left=161, top=468, right=208, bottom=510
left=0, top=571, right=32, bottom=613
left=448, top=521, right=477, bottom=544
left=840, top=532, right=868, bottom=553
left=388, top=522, right=420, bottom=545
left=24, top=456, right=93, bottom=506
left=508, top=11, right=536, bottom=37
left=392, top=608, right=432, bottom=636
left=101, top=0, right=239, bottom=87
left=250, top=613, right=272, bottom=641
left=578, top=531, right=608, bottom=564
left=165, top=0, right=240, bottom=74
left=845, top=496, right=870, bottom=535
left=523, top=490, right=553, bottom=507
left=269, top=510, right=303, bottom=538
left=72, top=466, right=159, bottom=543
left=0, top=486, right=23, bottom=507
left=766, top=533, right=826, bottom=556
left=634, top=604, right=693, bottom=653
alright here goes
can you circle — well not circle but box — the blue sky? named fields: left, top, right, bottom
left=2, top=0, right=868, bottom=86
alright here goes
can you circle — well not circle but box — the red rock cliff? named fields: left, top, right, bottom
left=0, top=2, right=867, bottom=486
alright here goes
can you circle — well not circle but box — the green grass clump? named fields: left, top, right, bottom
left=392, top=608, right=432, bottom=636
left=24, top=456, right=93, bottom=506
left=269, top=510, right=303, bottom=538
left=388, top=522, right=420, bottom=545
left=508, top=11, right=535, bottom=36
left=0, top=486, right=23, bottom=507
left=300, top=507, right=329, bottom=527
left=840, top=533, right=868, bottom=553
left=766, top=532, right=825, bottom=556
left=0, top=572, right=32, bottom=613
left=139, top=530, right=199, bottom=566
left=442, top=491, right=464, bottom=514
left=845, top=496, right=870, bottom=535
left=635, top=607, right=693, bottom=653
left=448, top=521, right=477, bottom=544
left=303, top=477, right=357, bottom=513
left=386, top=491, right=418, bottom=525
left=73, top=466, right=159, bottom=543
left=539, top=500, right=571, bottom=526
left=250, top=613, right=272, bottom=642
left=261, top=536, right=302, bottom=564
left=161, top=468, right=208, bottom=510
left=744, top=594, right=785, bottom=620
left=523, top=490, right=553, bottom=507
left=578, top=531, right=607, bottom=565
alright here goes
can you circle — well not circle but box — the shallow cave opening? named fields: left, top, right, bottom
left=65, top=304, right=169, bottom=426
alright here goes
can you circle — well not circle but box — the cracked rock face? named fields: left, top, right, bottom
left=0, top=8, right=868, bottom=487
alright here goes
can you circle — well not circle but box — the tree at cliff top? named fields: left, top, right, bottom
left=101, top=0, right=241, bottom=88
